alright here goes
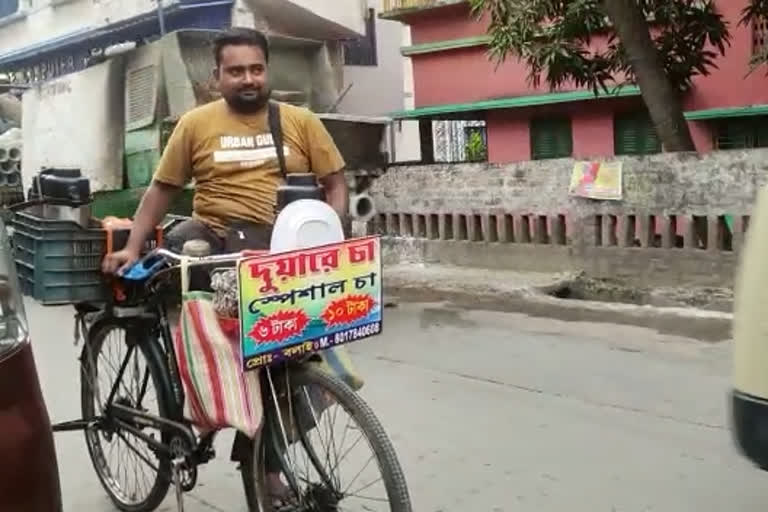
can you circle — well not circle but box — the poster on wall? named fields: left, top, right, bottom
left=569, top=161, right=623, bottom=201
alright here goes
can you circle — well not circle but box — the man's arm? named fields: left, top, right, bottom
left=301, top=110, right=349, bottom=219
left=102, top=116, right=193, bottom=274
left=319, top=171, right=349, bottom=220
left=123, top=181, right=180, bottom=254
left=126, top=116, right=193, bottom=252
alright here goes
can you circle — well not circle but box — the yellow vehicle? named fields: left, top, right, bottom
left=732, top=184, right=768, bottom=469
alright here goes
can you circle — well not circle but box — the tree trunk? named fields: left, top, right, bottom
left=600, top=0, right=696, bottom=152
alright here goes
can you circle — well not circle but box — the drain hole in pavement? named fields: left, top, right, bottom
left=551, top=286, right=573, bottom=299
left=544, top=276, right=733, bottom=313
left=547, top=280, right=647, bottom=306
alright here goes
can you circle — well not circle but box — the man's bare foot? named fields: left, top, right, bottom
left=266, top=472, right=296, bottom=509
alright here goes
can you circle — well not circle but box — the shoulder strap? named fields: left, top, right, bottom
left=268, top=100, right=287, bottom=179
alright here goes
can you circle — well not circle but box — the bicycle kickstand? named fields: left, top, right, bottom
left=172, top=457, right=186, bottom=512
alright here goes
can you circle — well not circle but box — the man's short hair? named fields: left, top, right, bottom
left=213, top=27, right=270, bottom=66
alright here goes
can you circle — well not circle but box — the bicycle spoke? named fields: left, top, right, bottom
left=264, top=368, right=398, bottom=511
left=342, top=454, right=377, bottom=496
left=115, top=430, right=161, bottom=473
left=347, top=475, right=386, bottom=501
left=300, top=386, right=336, bottom=484
left=329, top=431, right=365, bottom=476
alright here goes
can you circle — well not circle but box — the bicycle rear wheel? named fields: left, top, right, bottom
left=241, top=363, right=412, bottom=512
left=80, top=319, right=174, bottom=512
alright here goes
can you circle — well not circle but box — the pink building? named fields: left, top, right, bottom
left=382, top=0, right=768, bottom=164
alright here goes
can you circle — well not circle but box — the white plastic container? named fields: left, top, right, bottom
left=270, top=199, right=345, bottom=252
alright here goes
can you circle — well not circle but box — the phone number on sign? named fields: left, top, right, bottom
left=324, top=321, right=382, bottom=346
left=245, top=321, right=383, bottom=370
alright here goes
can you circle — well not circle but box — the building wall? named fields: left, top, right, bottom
left=0, top=0, right=366, bottom=51
left=407, top=2, right=484, bottom=44
left=0, top=0, right=161, bottom=54
left=364, top=149, right=768, bottom=287
left=287, top=0, right=365, bottom=36
left=406, top=1, right=766, bottom=111
left=338, top=0, right=420, bottom=162
left=397, top=0, right=768, bottom=163
left=407, top=3, right=622, bottom=107
left=0, top=0, right=366, bottom=83
left=486, top=98, right=650, bottom=162
left=681, top=0, right=767, bottom=112
left=21, top=58, right=125, bottom=193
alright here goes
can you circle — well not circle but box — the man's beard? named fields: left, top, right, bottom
left=226, top=87, right=271, bottom=113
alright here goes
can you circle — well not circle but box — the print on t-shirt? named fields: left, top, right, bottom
left=213, top=133, right=290, bottom=166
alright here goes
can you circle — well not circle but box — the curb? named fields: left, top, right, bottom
left=385, top=284, right=732, bottom=342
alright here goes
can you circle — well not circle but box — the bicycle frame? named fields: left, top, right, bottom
left=54, top=249, right=271, bottom=458
left=54, top=245, right=351, bottom=510
left=55, top=300, right=195, bottom=451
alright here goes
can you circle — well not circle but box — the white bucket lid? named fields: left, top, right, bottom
left=270, top=199, right=345, bottom=253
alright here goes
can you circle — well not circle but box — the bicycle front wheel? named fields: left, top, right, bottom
left=80, top=319, right=174, bottom=512
left=241, top=363, right=412, bottom=512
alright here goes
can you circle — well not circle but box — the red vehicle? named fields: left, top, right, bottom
left=0, top=223, right=62, bottom=511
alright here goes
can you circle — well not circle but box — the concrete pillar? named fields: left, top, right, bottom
left=497, top=214, right=513, bottom=243
left=733, top=215, right=747, bottom=253
left=683, top=216, right=698, bottom=250
left=638, top=215, right=652, bottom=248
left=438, top=213, right=453, bottom=241
left=533, top=215, right=548, bottom=244
left=552, top=215, right=567, bottom=245
left=425, top=214, right=438, bottom=240
left=386, top=213, right=399, bottom=236
left=414, top=214, right=426, bottom=238
left=707, top=216, right=720, bottom=253
left=617, top=215, right=634, bottom=248
left=483, top=214, right=499, bottom=243
left=468, top=214, right=482, bottom=242
left=661, top=216, right=676, bottom=249
left=454, top=214, right=468, bottom=241
left=399, top=214, right=411, bottom=237
left=515, top=215, right=531, bottom=243
left=601, top=215, right=617, bottom=246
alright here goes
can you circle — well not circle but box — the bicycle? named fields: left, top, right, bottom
left=52, top=246, right=412, bottom=512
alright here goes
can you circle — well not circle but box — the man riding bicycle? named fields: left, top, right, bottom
left=102, top=26, right=350, bottom=508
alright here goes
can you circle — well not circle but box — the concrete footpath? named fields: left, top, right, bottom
left=383, top=263, right=733, bottom=342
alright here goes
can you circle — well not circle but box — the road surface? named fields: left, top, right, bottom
left=27, top=298, right=768, bottom=511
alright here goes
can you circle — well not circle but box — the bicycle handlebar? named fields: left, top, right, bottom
left=119, top=247, right=267, bottom=282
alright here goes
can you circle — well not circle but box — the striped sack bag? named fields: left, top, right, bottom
left=173, top=291, right=264, bottom=439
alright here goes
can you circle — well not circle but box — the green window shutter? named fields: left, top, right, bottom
left=757, top=120, right=768, bottom=147
left=530, top=118, right=573, bottom=160
left=614, top=113, right=661, bottom=155
left=716, top=120, right=750, bottom=149
left=715, top=116, right=768, bottom=150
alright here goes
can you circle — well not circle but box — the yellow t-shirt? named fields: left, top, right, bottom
left=153, top=99, right=345, bottom=233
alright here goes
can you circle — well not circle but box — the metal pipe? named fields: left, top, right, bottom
left=157, top=0, right=166, bottom=36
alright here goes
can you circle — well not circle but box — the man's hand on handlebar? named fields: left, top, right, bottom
left=102, top=248, right=141, bottom=276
